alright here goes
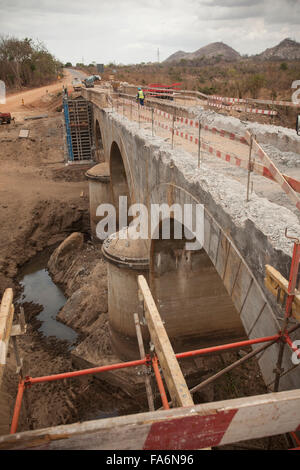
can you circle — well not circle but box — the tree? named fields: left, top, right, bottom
left=65, top=62, right=72, bottom=67
left=246, top=73, right=266, bottom=98
left=0, top=35, right=61, bottom=89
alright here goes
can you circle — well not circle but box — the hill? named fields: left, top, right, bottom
left=256, top=38, right=300, bottom=60
left=164, top=42, right=240, bottom=63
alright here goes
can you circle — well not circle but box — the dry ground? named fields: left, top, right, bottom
left=0, top=90, right=141, bottom=435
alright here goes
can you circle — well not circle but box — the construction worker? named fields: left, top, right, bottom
left=136, top=87, right=145, bottom=106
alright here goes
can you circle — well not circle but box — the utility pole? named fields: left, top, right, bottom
left=157, top=48, right=160, bottom=64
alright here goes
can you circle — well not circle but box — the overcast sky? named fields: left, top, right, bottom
left=0, top=0, right=300, bottom=65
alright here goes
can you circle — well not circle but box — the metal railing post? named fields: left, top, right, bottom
left=152, top=108, right=154, bottom=136
left=246, top=133, right=254, bottom=202
left=171, top=112, right=175, bottom=149
left=138, top=103, right=141, bottom=129
left=274, top=234, right=300, bottom=392
left=197, top=120, right=202, bottom=168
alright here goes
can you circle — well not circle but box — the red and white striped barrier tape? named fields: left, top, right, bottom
left=247, top=132, right=300, bottom=210
left=209, top=94, right=300, bottom=108
left=235, top=106, right=277, bottom=116
left=207, top=100, right=277, bottom=116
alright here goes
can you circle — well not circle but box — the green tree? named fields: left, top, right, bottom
left=280, top=62, right=288, bottom=71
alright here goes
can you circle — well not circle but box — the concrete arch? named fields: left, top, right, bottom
left=92, top=107, right=109, bottom=164
left=149, top=182, right=281, bottom=387
left=94, top=119, right=104, bottom=162
left=109, top=141, right=134, bottom=224
left=95, top=120, right=103, bottom=149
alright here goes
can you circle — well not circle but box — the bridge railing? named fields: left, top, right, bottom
left=112, top=95, right=300, bottom=212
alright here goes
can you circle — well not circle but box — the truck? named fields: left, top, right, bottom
left=72, top=78, right=83, bottom=92
left=0, top=112, right=12, bottom=124
left=82, top=76, right=95, bottom=88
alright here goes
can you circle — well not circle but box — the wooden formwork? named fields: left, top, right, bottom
left=68, top=99, right=93, bottom=161
left=0, top=289, right=14, bottom=389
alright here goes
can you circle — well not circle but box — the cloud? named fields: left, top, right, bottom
left=0, top=0, right=299, bottom=64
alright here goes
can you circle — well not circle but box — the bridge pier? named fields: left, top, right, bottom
left=102, top=228, right=150, bottom=360
left=85, top=163, right=111, bottom=242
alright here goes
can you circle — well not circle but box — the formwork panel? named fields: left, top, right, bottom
left=64, top=98, right=93, bottom=162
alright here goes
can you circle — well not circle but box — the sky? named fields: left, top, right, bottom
left=0, top=0, right=300, bottom=65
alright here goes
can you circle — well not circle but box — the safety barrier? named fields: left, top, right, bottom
left=207, top=100, right=278, bottom=116
left=5, top=270, right=300, bottom=449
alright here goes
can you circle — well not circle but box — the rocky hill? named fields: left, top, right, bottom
left=255, top=38, right=300, bottom=60
left=164, top=38, right=300, bottom=64
left=164, top=42, right=240, bottom=63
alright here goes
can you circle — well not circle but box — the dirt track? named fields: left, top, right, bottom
left=0, top=68, right=85, bottom=113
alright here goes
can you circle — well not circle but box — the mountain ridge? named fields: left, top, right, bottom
left=164, top=38, right=300, bottom=63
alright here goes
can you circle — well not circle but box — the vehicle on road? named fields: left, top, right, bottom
left=72, top=78, right=83, bottom=92
left=0, top=112, right=12, bottom=124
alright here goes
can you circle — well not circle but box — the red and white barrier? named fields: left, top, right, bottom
left=6, top=390, right=300, bottom=449
left=207, top=100, right=277, bottom=116
left=235, top=106, right=277, bottom=116
left=247, top=132, right=300, bottom=210
left=206, top=94, right=299, bottom=108
left=116, top=99, right=300, bottom=206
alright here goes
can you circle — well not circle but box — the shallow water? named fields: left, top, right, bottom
left=19, top=254, right=78, bottom=345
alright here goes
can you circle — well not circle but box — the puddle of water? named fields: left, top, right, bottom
left=19, top=253, right=78, bottom=345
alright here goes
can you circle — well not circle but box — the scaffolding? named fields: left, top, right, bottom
left=0, top=232, right=300, bottom=449
left=63, top=96, right=93, bottom=163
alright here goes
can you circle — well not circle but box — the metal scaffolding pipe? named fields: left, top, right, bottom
left=27, top=358, right=147, bottom=385
left=175, top=334, right=280, bottom=360
left=10, top=380, right=25, bottom=434
left=152, top=356, right=170, bottom=410
left=190, top=338, right=277, bottom=395
left=284, top=333, right=300, bottom=359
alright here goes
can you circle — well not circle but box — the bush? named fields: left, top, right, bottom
left=0, top=35, right=62, bottom=89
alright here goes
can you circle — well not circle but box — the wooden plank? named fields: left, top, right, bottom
left=0, top=289, right=14, bottom=389
left=2, top=390, right=300, bottom=449
left=133, top=313, right=155, bottom=411
left=137, top=275, right=193, bottom=408
left=265, top=264, right=300, bottom=321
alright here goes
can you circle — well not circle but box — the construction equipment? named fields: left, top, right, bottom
left=145, top=83, right=182, bottom=101
left=82, top=76, right=95, bottom=88
left=72, top=78, right=83, bottom=92
left=0, top=112, right=12, bottom=124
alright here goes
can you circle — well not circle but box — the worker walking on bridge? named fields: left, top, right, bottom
left=137, top=87, right=145, bottom=106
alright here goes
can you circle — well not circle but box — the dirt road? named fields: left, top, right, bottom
left=0, top=68, right=86, bottom=113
